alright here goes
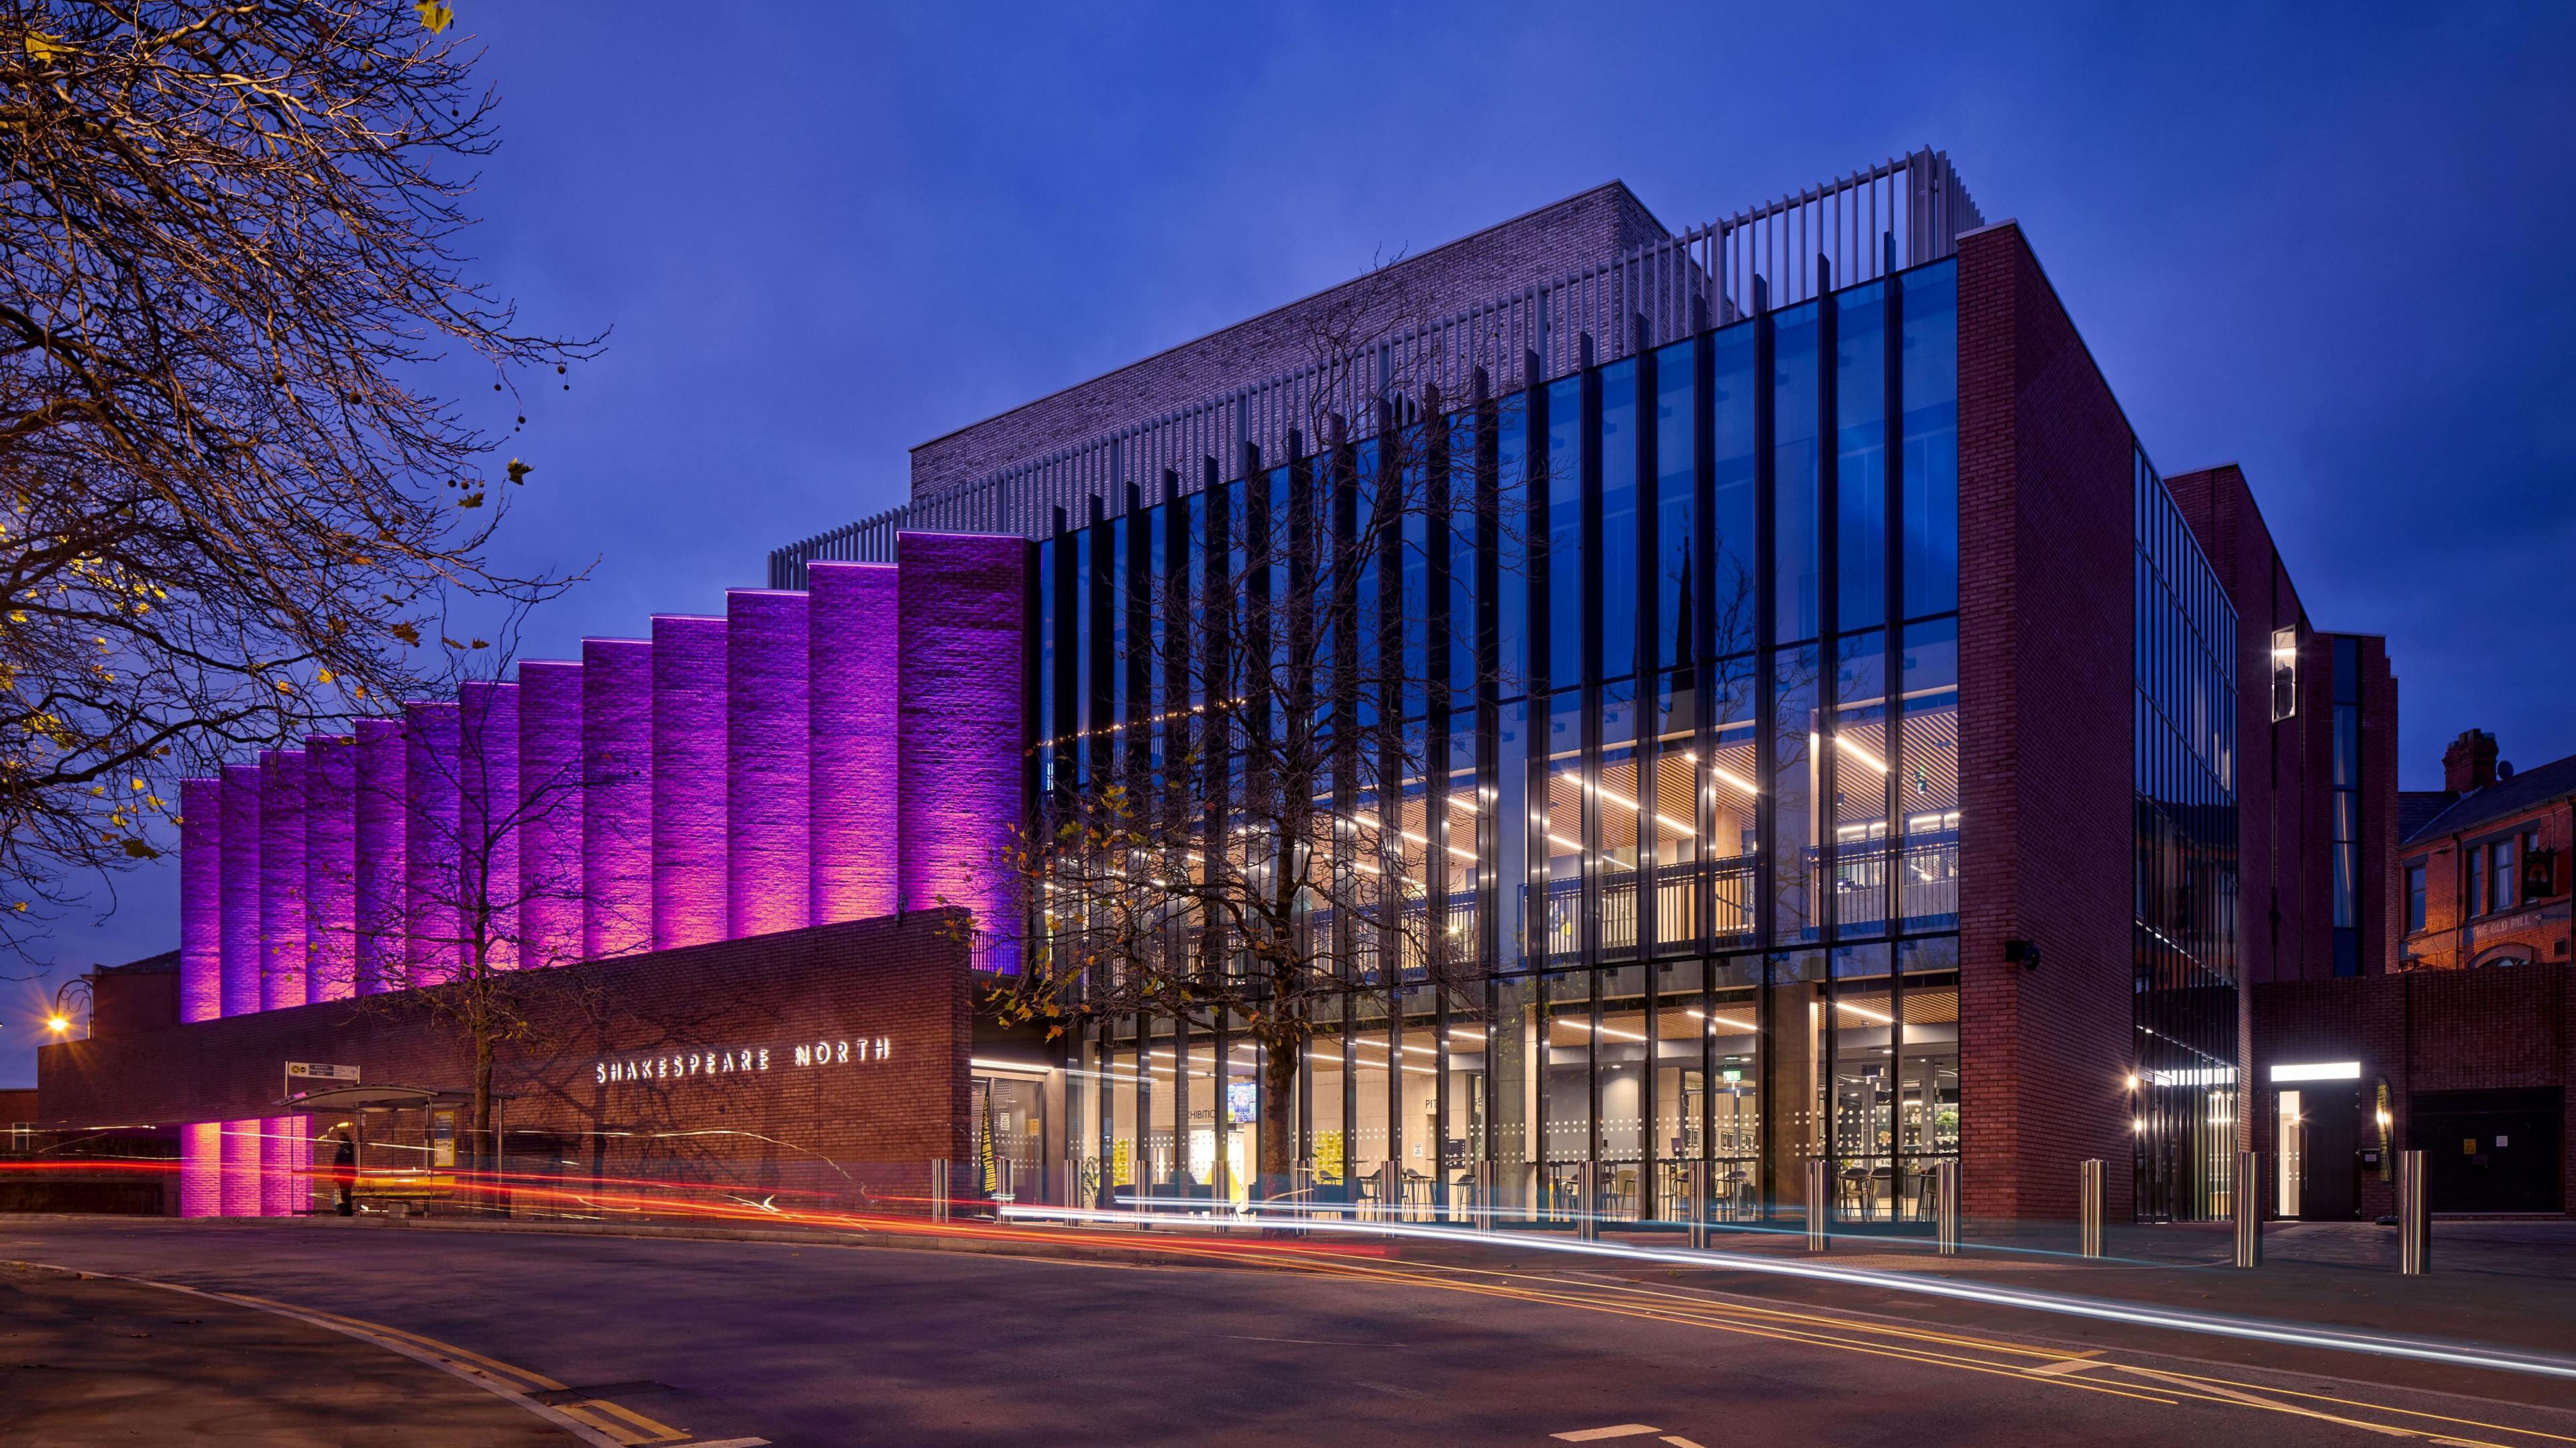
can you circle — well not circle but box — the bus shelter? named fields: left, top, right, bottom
left=274, top=1083, right=511, bottom=1217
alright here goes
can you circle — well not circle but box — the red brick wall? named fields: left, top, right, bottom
left=2359, top=637, right=2401, bottom=975
left=1956, top=222, right=2141, bottom=1223
left=36, top=911, right=973, bottom=1204
left=2253, top=965, right=2573, bottom=1217
left=92, top=964, right=181, bottom=1038
left=2165, top=466, right=2309, bottom=985
left=908, top=184, right=1671, bottom=503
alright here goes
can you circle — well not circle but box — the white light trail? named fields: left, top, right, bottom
left=995, top=1204, right=2576, bottom=1384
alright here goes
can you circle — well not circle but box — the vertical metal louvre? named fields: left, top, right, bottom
left=769, top=149, right=1983, bottom=588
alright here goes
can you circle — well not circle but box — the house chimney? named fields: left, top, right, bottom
left=2442, top=728, right=2500, bottom=793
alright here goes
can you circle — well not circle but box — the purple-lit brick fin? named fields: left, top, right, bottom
left=178, top=778, right=221, bottom=1023
left=651, top=615, right=729, bottom=950
left=517, top=661, right=585, bottom=969
left=582, top=638, right=653, bottom=960
left=219, top=1117, right=260, bottom=1216
left=179, top=1120, right=221, bottom=1218
left=352, top=718, right=407, bottom=997
left=459, top=681, right=521, bottom=972
left=260, top=1116, right=305, bottom=1218
left=809, top=562, right=899, bottom=924
left=727, top=590, right=810, bottom=940
left=259, top=750, right=308, bottom=1011
left=217, top=765, right=262, bottom=1016
left=405, top=702, right=462, bottom=985
left=896, top=533, right=1028, bottom=971
left=303, top=736, right=358, bottom=1003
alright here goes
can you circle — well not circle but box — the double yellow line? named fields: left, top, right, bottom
left=1220, top=1247, right=2576, bottom=1446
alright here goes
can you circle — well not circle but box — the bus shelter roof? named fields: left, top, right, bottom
left=272, top=1084, right=510, bottom=1113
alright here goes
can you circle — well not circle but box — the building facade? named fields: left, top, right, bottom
left=771, top=150, right=2394, bottom=1227
left=33, top=150, right=2438, bottom=1229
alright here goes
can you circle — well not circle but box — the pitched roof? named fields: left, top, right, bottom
left=2398, top=791, right=2455, bottom=843
left=2401, top=750, right=2576, bottom=847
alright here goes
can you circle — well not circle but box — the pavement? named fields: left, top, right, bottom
left=0, top=1260, right=578, bottom=1446
left=5, top=1215, right=2576, bottom=1447
left=1563, top=1216, right=2576, bottom=1366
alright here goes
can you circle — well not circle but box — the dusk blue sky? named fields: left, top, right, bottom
left=10, top=3, right=2572, bottom=1076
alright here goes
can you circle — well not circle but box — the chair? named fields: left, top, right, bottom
left=1837, top=1168, right=1868, bottom=1214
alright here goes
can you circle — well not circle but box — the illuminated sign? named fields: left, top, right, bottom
left=2269, top=1060, right=2361, bottom=1083
left=286, top=1062, right=360, bottom=1095
left=593, top=1035, right=893, bottom=1087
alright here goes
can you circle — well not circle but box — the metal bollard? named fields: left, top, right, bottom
left=1380, top=1158, right=1402, bottom=1224
left=1472, top=1159, right=1493, bottom=1233
left=2078, top=1158, right=2104, bottom=1258
left=2234, top=1150, right=2262, bottom=1268
left=1063, top=1154, right=1083, bottom=1210
left=1686, top=1159, right=1711, bottom=1251
left=928, top=1159, right=950, bottom=1225
left=993, top=1156, right=1014, bottom=1215
left=1574, top=1162, right=1599, bottom=1241
left=2399, top=1149, right=2430, bottom=1275
left=1805, top=1158, right=1831, bottom=1251
left=1934, top=1158, right=1960, bottom=1256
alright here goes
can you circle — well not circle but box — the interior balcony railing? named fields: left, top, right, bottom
left=1039, top=836, right=1957, bottom=991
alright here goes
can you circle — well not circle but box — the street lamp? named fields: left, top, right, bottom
left=48, top=977, right=91, bottom=1040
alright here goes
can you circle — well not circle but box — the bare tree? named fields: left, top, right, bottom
left=0, top=1, right=596, bottom=950
left=982, top=282, right=1553, bottom=1202
left=347, top=610, right=613, bottom=1199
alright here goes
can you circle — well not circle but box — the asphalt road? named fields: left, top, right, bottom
left=5, top=1219, right=2573, bottom=1448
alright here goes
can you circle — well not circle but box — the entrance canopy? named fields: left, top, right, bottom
left=274, top=1083, right=500, bottom=1113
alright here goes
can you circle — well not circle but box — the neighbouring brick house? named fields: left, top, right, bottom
left=2245, top=731, right=2574, bottom=1220
left=2396, top=730, right=2573, bottom=973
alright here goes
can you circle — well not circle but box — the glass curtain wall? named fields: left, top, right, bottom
left=2133, top=449, right=2241, bottom=1223
left=1034, top=258, right=1964, bottom=1227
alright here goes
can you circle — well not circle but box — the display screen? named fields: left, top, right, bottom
left=1226, top=1080, right=1257, bottom=1124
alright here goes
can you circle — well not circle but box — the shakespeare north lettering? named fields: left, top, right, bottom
left=591, top=1034, right=892, bottom=1088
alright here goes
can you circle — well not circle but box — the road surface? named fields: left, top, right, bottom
left=5, top=1218, right=2571, bottom=1447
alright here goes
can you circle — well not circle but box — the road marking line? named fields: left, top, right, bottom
left=559, top=1402, right=655, bottom=1445
left=3, top=1258, right=628, bottom=1448
left=239, top=1294, right=570, bottom=1392
left=1660, top=1437, right=1707, bottom=1447
left=2108, top=1365, right=2414, bottom=1437
left=1553, top=1428, right=1664, bottom=1441
left=578, top=1396, right=692, bottom=1443
left=680, top=1441, right=777, bottom=1448
left=1354, top=1378, right=1432, bottom=1400
left=2025, top=1359, right=2100, bottom=1376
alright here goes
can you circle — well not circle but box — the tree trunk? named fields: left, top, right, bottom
left=1256, top=1019, right=1302, bottom=1213
left=472, top=1023, right=496, bottom=1215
